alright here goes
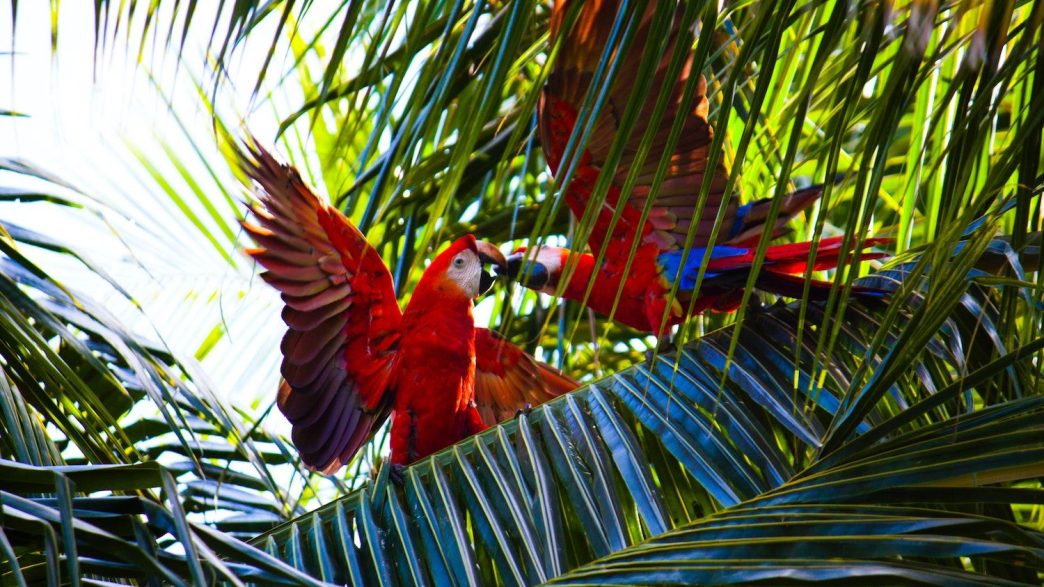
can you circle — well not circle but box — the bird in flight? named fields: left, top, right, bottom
left=506, top=0, right=889, bottom=337
left=239, top=142, right=575, bottom=472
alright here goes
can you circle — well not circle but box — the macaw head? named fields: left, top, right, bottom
left=422, top=235, right=508, bottom=300
left=501, top=245, right=571, bottom=295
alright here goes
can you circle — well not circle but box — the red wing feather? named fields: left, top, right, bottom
left=239, top=141, right=401, bottom=473
left=541, top=0, right=731, bottom=253
left=542, top=1, right=822, bottom=255
left=473, top=328, right=577, bottom=425
left=703, top=237, right=892, bottom=273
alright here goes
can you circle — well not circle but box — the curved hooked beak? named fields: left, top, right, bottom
left=475, top=241, right=507, bottom=296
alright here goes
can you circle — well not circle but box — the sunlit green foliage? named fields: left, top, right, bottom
left=1, top=0, right=1042, bottom=583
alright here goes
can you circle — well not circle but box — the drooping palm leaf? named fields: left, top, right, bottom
left=0, top=460, right=328, bottom=586
left=32, top=0, right=1040, bottom=375
left=0, top=166, right=355, bottom=582
left=7, top=0, right=1044, bottom=584
left=551, top=504, right=1044, bottom=585
left=248, top=233, right=1043, bottom=585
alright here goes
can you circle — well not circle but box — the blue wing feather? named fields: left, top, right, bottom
left=658, top=247, right=748, bottom=290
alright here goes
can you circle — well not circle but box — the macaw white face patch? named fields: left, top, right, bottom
left=447, top=249, right=483, bottom=298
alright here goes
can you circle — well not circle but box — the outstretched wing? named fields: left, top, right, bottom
left=541, top=0, right=817, bottom=254
left=473, top=328, right=577, bottom=424
left=239, top=141, right=402, bottom=474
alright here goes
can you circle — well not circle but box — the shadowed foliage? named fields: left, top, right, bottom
left=246, top=235, right=1044, bottom=585
left=1, top=0, right=1043, bottom=584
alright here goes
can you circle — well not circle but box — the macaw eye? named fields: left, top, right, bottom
left=453, top=256, right=465, bottom=268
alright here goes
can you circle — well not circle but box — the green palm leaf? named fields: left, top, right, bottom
left=6, top=0, right=1043, bottom=584
left=0, top=167, right=344, bottom=582
left=248, top=235, right=1043, bottom=585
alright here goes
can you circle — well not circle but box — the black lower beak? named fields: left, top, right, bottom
left=479, top=269, right=496, bottom=295
left=503, top=253, right=549, bottom=289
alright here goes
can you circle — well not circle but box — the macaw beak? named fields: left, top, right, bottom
left=475, top=241, right=507, bottom=296
left=503, top=252, right=550, bottom=289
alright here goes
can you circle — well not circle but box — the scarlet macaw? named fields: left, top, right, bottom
left=505, top=0, right=888, bottom=336
left=239, top=143, right=576, bottom=472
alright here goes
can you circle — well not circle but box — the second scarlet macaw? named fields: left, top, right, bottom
left=506, top=0, right=888, bottom=336
left=239, top=142, right=575, bottom=472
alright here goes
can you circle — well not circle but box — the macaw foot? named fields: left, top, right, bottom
left=514, top=403, right=534, bottom=418
left=375, top=459, right=407, bottom=487
left=644, top=349, right=657, bottom=366
left=749, top=294, right=767, bottom=312
left=645, top=336, right=677, bottom=365
left=387, top=462, right=407, bottom=487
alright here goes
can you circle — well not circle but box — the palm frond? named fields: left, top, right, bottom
left=552, top=504, right=1044, bottom=585
left=10, top=0, right=1044, bottom=583
left=249, top=233, right=1043, bottom=585
left=0, top=165, right=359, bottom=582
left=0, top=460, right=327, bottom=586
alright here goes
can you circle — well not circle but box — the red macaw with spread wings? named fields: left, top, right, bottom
left=506, top=0, right=889, bottom=336
left=239, top=143, right=576, bottom=472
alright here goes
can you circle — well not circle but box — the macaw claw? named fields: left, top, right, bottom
left=645, top=336, right=677, bottom=365
left=476, top=240, right=508, bottom=296
left=388, top=463, right=407, bottom=487
left=514, top=402, right=534, bottom=418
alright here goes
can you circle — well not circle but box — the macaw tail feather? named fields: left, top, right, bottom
left=726, top=185, right=825, bottom=246
left=754, top=271, right=890, bottom=302
left=660, top=236, right=892, bottom=297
